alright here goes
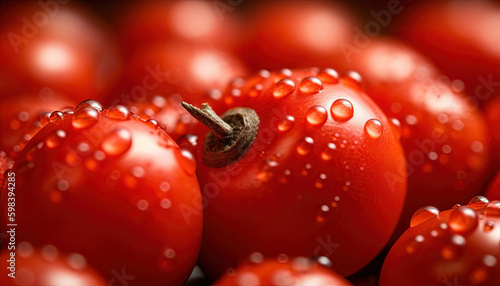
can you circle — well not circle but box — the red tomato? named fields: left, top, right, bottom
left=485, top=96, right=500, bottom=165
left=236, top=1, right=357, bottom=70
left=0, top=2, right=121, bottom=101
left=485, top=171, right=500, bottom=200
left=105, top=41, right=247, bottom=108
left=0, top=151, right=14, bottom=188
left=213, top=256, right=352, bottom=286
left=0, top=88, right=75, bottom=159
left=345, top=38, right=492, bottom=239
left=380, top=196, right=500, bottom=286
left=117, top=0, right=239, bottom=54
left=395, top=1, right=500, bottom=108
left=0, top=101, right=203, bottom=285
left=182, top=69, right=407, bottom=278
left=0, top=243, right=106, bottom=286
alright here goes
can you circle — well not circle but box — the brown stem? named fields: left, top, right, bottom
left=181, top=102, right=232, bottom=140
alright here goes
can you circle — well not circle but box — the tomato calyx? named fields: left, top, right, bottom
left=182, top=102, right=259, bottom=168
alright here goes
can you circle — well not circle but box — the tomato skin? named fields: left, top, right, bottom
left=0, top=88, right=75, bottom=159
left=213, top=256, right=352, bottom=286
left=235, top=1, right=357, bottom=71
left=0, top=151, right=14, bottom=188
left=380, top=198, right=500, bottom=286
left=345, top=38, right=492, bottom=239
left=0, top=2, right=120, bottom=102
left=190, top=69, right=406, bottom=278
left=0, top=246, right=107, bottom=286
left=395, top=1, right=500, bottom=106
left=485, top=172, right=500, bottom=200
left=0, top=104, right=203, bottom=285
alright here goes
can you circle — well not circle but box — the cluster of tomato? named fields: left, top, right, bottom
left=1, top=1, right=500, bottom=285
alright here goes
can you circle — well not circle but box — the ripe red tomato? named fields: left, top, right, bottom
left=345, top=38, right=492, bottom=238
left=105, top=41, right=247, bottom=108
left=485, top=171, right=500, bottom=200
left=0, top=101, right=203, bottom=285
left=0, top=243, right=106, bottom=286
left=117, top=0, right=239, bottom=55
left=380, top=196, right=500, bottom=286
left=236, top=1, right=357, bottom=70
left=0, top=151, right=14, bottom=188
left=182, top=69, right=407, bottom=278
left=0, top=2, right=121, bottom=101
left=213, top=256, right=352, bottom=286
left=485, top=96, right=500, bottom=165
left=0, top=88, right=75, bottom=159
left=395, top=1, right=500, bottom=107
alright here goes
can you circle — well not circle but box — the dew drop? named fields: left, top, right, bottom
left=146, top=119, right=159, bottom=130
left=299, top=76, right=323, bottom=95
left=317, top=68, right=339, bottom=84
left=273, top=78, right=295, bottom=98
left=277, top=115, right=295, bottom=133
left=249, top=252, right=264, bottom=264
left=249, top=84, right=263, bottom=98
left=160, top=182, right=171, bottom=192
left=331, top=99, right=354, bottom=122
left=406, top=235, right=424, bottom=254
left=72, top=107, right=99, bottom=129
left=45, top=130, right=66, bottom=149
left=18, top=242, right=34, bottom=258
left=137, top=199, right=149, bottom=211
left=296, top=137, right=314, bottom=155
left=484, top=221, right=495, bottom=232
left=163, top=248, right=176, bottom=259
left=320, top=143, right=336, bottom=161
left=364, top=119, right=383, bottom=139
left=106, top=105, right=130, bottom=120
left=468, top=196, right=489, bottom=210
left=305, top=105, right=327, bottom=127
left=102, top=128, right=133, bottom=156
left=67, top=253, right=87, bottom=270
left=41, top=245, right=59, bottom=261
left=449, top=206, right=478, bottom=234
left=176, top=149, right=196, bottom=175
left=40, top=112, right=51, bottom=126
left=314, top=174, right=327, bottom=189
left=485, top=201, right=500, bottom=218
left=160, top=198, right=172, bottom=209
left=410, top=206, right=440, bottom=227
left=75, top=99, right=103, bottom=112
left=344, top=71, right=363, bottom=88
left=132, top=166, right=145, bottom=178
left=49, top=111, right=64, bottom=122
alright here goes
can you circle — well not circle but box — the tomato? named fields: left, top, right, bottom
left=0, top=1, right=121, bottom=101
left=485, top=171, right=500, bottom=200
left=394, top=1, right=500, bottom=108
left=235, top=1, right=357, bottom=71
left=213, top=255, right=352, bottom=286
left=0, top=100, right=203, bottom=285
left=0, top=243, right=106, bottom=286
left=181, top=68, right=406, bottom=278
left=0, top=88, right=75, bottom=159
left=344, top=38, right=492, bottom=239
left=117, top=0, right=239, bottom=55
left=0, top=151, right=14, bottom=189
left=485, top=96, right=500, bottom=166
left=380, top=196, right=500, bottom=286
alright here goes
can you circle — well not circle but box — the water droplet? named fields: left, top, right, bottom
left=67, top=253, right=86, bottom=270
left=484, top=221, right=495, bottom=232
left=132, top=166, right=145, bottom=178
left=277, top=115, right=295, bottom=132
left=314, top=174, right=327, bottom=189
left=273, top=78, right=295, bottom=98
left=364, top=119, right=383, bottom=139
left=176, top=149, right=196, bottom=175
left=449, top=206, right=478, bottom=234
left=163, top=248, right=176, bottom=259
left=277, top=254, right=288, bottom=263
left=410, top=206, right=440, bottom=227
left=441, top=235, right=465, bottom=260
left=468, top=196, right=489, bottom=211
left=299, top=76, right=323, bottom=95
left=344, top=71, right=362, bottom=88
left=483, top=255, right=497, bottom=267
left=106, top=105, right=130, bottom=120
left=49, top=111, right=64, bottom=122
left=249, top=84, right=263, bottom=98
left=72, top=107, right=99, bottom=129
left=45, top=130, right=66, bottom=148
left=146, top=119, right=159, bottom=129
left=18, top=242, right=34, bottom=258
left=305, top=105, right=327, bottom=127
left=40, top=112, right=51, bottom=126
left=317, top=256, right=332, bottom=267
left=57, top=180, right=69, bottom=191
left=485, top=201, right=500, bottom=218
left=406, top=235, right=424, bottom=254
left=137, top=199, right=149, bottom=211
left=160, top=198, right=172, bottom=209
left=160, top=182, right=171, bottom=192
left=317, top=68, right=339, bottom=84
left=331, top=99, right=354, bottom=122
left=296, top=137, right=314, bottom=155
left=249, top=252, right=264, bottom=264
left=41, top=245, right=59, bottom=261
left=75, top=99, right=103, bottom=113
left=320, top=143, right=336, bottom=161
left=405, top=115, right=418, bottom=125
left=102, top=128, right=133, bottom=156
left=471, top=141, right=484, bottom=153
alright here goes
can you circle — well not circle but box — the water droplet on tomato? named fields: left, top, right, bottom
left=468, top=196, right=489, bottom=210
left=484, top=221, right=495, bottom=232
left=45, top=130, right=66, bottom=148
left=405, top=235, right=424, bottom=254
left=320, top=143, right=336, bottom=161
left=106, top=105, right=130, bottom=120
left=331, top=99, right=353, bottom=122
left=485, top=201, right=500, bottom=218
left=277, top=115, right=295, bottom=132
left=176, top=149, right=196, bottom=175
left=449, top=206, right=478, bottom=234
left=40, top=112, right=51, bottom=126
left=306, top=105, right=327, bottom=127
left=67, top=253, right=87, bottom=270
left=102, top=128, right=132, bottom=156
left=160, top=198, right=172, bottom=209
left=317, top=68, right=339, bottom=84
left=146, top=119, right=159, bottom=130
left=75, top=99, right=103, bottom=113
left=72, top=107, right=99, bottom=129
left=314, top=174, right=327, bottom=189
left=49, top=111, right=64, bottom=122
left=296, top=137, right=314, bottom=155
left=344, top=71, right=362, bottom=88
left=364, top=119, right=383, bottom=139
left=249, top=252, right=264, bottom=264
left=410, top=206, right=439, bottom=227
left=249, top=84, right=263, bottom=98
left=160, top=181, right=171, bottom=192
left=137, top=199, right=149, bottom=211
left=273, top=78, right=295, bottom=98
left=441, top=235, right=465, bottom=260
left=299, top=76, right=323, bottom=95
